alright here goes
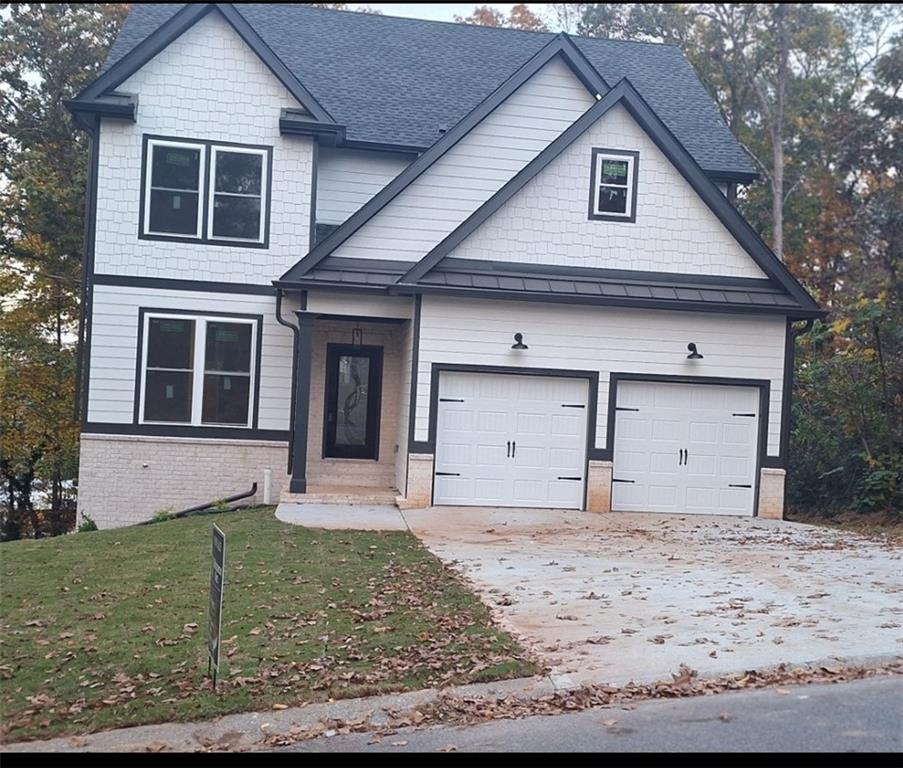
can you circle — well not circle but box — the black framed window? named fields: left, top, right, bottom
left=140, top=135, right=271, bottom=247
left=323, top=344, right=383, bottom=460
left=588, top=148, right=639, bottom=223
left=208, top=147, right=267, bottom=242
left=140, top=312, right=258, bottom=427
left=144, top=140, right=204, bottom=238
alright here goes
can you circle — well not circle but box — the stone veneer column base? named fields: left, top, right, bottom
left=77, top=433, right=289, bottom=529
left=757, top=467, right=786, bottom=520
left=585, top=460, right=613, bottom=512
left=398, top=453, right=434, bottom=509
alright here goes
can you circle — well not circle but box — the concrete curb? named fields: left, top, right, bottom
left=4, top=653, right=900, bottom=753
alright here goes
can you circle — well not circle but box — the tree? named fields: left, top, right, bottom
left=0, top=3, right=128, bottom=538
left=455, top=4, right=547, bottom=31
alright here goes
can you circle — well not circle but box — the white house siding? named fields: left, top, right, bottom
left=316, top=147, right=413, bottom=225
left=447, top=104, right=767, bottom=279
left=415, top=296, right=786, bottom=456
left=305, top=290, right=413, bottom=320
left=86, top=284, right=295, bottom=430
left=94, top=11, right=312, bottom=284
left=332, top=56, right=596, bottom=262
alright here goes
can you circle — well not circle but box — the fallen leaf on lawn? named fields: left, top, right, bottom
left=273, top=703, right=289, bottom=710
left=249, top=627, right=262, bottom=636
left=183, top=623, right=198, bottom=633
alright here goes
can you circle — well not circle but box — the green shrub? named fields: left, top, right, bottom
left=77, top=514, right=98, bottom=533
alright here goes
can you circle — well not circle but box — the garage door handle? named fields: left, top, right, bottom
left=612, top=478, right=635, bottom=483
left=679, top=449, right=684, bottom=465
left=511, top=441, right=516, bottom=458
left=728, top=483, right=751, bottom=488
left=732, top=412, right=756, bottom=417
left=506, top=440, right=511, bottom=458
left=435, top=472, right=461, bottom=477
left=557, top=476, right=583, bottom=481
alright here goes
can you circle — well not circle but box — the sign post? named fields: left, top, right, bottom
left=208, top=524, right=226, bottom=689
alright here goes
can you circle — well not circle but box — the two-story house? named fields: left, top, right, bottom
left=66, top=3, right=823, bottom=529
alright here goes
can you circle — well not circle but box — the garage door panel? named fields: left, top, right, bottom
left=434, top=371, right=588, bottom=509
left=613, top=380, right=759, bottom=517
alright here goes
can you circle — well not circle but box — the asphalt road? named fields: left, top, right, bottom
left=285, top=675, right=903, bottom=753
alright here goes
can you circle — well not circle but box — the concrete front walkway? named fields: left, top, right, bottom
left=275, top=503, right=408, bottom=531
left=404, top=507, right=903, bottom=687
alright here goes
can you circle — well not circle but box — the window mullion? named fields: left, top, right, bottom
left=192, top=318, right=206, bottom=425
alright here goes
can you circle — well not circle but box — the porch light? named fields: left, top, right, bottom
left=351, top=325, right=363, bottom=347
left=686, top=342, right=704, bottom=359
left=511, top=332, right=528, bottom=350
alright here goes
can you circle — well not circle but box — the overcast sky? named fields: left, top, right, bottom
left=366, top=3, right=548, bottom=24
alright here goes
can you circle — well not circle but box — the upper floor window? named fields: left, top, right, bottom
left=588, top=148, right=639, bottom=223
left=138, top=311, right=260, bottom=428
left=141, top=136, right=271, bottom=247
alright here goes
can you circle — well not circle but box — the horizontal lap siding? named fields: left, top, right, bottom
left=415, top=297, right=785, bottom=456
left=333, top=57, right=595, bottom=262
left=449, top=104, right=767, bottom=279
left=316, top=148, right=412, bottom=225
left=87, top=285, right=294, bottom=430
left=95, top=12, right=312, bottom=284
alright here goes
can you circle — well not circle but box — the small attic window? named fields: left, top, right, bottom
left=589, top=148, right=639, bottom=223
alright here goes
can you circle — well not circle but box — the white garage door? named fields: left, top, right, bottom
left=434, top=372, right=589, bottom=509
left=612, top=380, right=760, bottom=516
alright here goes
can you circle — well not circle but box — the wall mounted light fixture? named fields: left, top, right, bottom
left=351, top=325, right=363, bottom=347
left=686, top=342, right=704, bottom=359
left=511, top=332, right=528, bottom=350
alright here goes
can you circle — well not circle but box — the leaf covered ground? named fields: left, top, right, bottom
left=0, top=507, right=536, bottom=742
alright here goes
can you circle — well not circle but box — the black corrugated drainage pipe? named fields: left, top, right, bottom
left=137, top=483, right=259, bottom=526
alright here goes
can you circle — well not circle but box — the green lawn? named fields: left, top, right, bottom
left=0, top=507, right=536, bottom=742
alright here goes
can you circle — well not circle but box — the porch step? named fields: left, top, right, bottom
left=279, top=485, right=399, bottom=506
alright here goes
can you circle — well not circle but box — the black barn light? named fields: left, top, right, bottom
left=511, top=332, right=528, bottom=350
left=686, top=342, right=704, bottom=359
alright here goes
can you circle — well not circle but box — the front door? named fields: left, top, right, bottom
left=323, top=344, right=383, bottom=460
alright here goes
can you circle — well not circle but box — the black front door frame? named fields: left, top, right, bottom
left=323, top=343, right=384, bottom=460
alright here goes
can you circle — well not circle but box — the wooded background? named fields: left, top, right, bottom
left=1, top=3, right=900, bottom=538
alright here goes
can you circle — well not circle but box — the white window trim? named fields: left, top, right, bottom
left=592, top=151, right=635, bottom=219
left=138, top=312, right=258, bottom=429
left=143, top=139, right=206, bottom=239
left=206, top=145, right=268, bottom=244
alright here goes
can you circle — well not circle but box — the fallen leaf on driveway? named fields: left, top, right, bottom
left=438, top=745, right=457, bottom=752
left=391, top=740, right=408, bottom=747
left=557, top=614, right=579, bottom=621
left=775, top=688, right=790, bottom=695
left=620, top=628, right=638, bottom=635
left=586, top=636, right=613, bottom=645
left=601, top=718, right=618, bottom=727
left=273, top=703, right=288, bottom=710
left=719, top=712, right=734, bottom=722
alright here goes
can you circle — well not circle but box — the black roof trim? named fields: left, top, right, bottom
left=77, top=3, right=334, bottom=124
left=707, top=169, right=759, bottom=184
left=437, top=257, right=784, bottom=291
left=400, top=79, right=820, bottom=313
left=390, top=282, right=824, bottom=320
left=279, top=34, right=608, bottom=282
left=64, top=91, right=137, bottom=129
left=279, top=109, right=346, bottom=142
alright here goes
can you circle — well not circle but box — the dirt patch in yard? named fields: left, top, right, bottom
left=786, top=510, right=903, bottom=542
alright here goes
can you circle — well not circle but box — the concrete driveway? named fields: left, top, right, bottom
left=404, top=507, right=903, bottom=686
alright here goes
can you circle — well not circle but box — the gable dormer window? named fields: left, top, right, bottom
left=140, top=135, right=271, bottom=247
left=588, top=148, right=639, bottom=223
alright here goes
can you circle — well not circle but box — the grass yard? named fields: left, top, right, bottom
left=0, top=507, right=536, bottom=743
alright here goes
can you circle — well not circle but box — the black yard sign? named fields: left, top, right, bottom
left=207, top=524, right=226, bottom=687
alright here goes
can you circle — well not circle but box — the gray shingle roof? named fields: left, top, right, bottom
left=104, top=4, right=755, bottom=177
